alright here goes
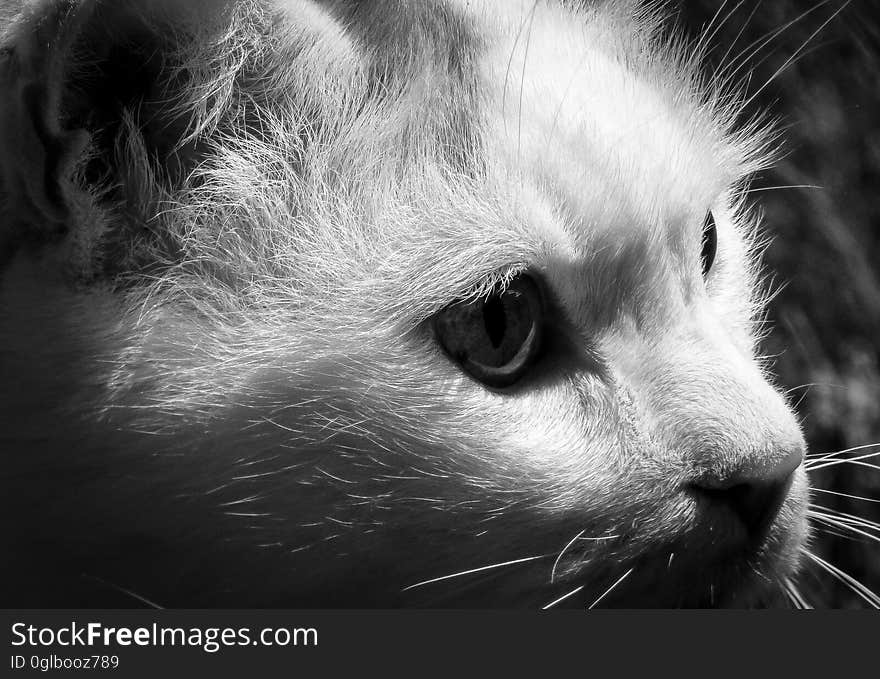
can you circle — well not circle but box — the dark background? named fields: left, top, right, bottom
left=675, top=1, right=880, bottom=607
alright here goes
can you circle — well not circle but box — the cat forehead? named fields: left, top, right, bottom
left=315, top=0, right=738, bottom=226
left=360, top=2, right=740, bottom=304
left=267, top=1, right=744, bottom=210
left=470, top=1, right=734, bottom=227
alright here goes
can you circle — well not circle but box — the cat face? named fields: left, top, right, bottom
left=0, top=0, right=807, bottom=607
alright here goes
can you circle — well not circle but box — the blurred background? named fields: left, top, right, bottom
left=675, top=0, right=880, bottom=608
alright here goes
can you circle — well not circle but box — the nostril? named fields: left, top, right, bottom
left=688, top=447, right=803, bottom=541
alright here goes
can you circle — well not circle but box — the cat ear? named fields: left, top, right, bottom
left=0, top=0, right=219, bottom=252
left=0, top=1, right=95, bottom=235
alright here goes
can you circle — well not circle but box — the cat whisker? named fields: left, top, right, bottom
left=803, top=550, right=880, bottom=609
left=805, top=447, right=880, bottom=472
left=517, top=0, right=541, bottom=156
left=742, top=0, right=852, bottom=110
left=813, top=524, right=860, bottom=542
left=809, top=511, right=880, bottom=546
left=782, top=577, right=812, bottom=609
left=501, top=0, right=532, bottom=123
left=714, top=0, right=761, bottom=73
left=791, top=389, right=810, bottom=412
left=809, top=459, right=880, bottom=474
left=745, top=184, right=822, bottom=193
left=542, top=585, right=585, bottom=610
left=551, top=529, right=588, bottom=584
left=696, top=0, right=745, bottom=61
left=806, top=441, right=880, bottom=461
left=549, top=530, right=618, bottom=584
left=810, top=487, right=880, bottom=504
left=716, top=0, right=834, bottom=88
left=82, top=574, right=164, bottom=610
left=545, top=41, right=593, bottom=150
left=782, top=382, right=845, bottom=398
left=587, top=567, right=635, bottom=610
left=400, top=554, right=550, bottom=592
left=781, top=586, right=799, bottom=609
left=808, top=504, right=880, bottom=534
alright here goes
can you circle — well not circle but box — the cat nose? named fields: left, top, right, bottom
left=689, top=447, right=803, bottom=540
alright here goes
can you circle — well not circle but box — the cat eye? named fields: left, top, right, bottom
left=701, top=211, right=718, bottom=277
left=433, top=274, right=544, bottom=389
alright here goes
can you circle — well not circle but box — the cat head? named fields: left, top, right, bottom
left=0, top=0, right=808, bottom=607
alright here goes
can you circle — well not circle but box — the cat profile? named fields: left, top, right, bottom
left=0, top=0, right=810, bottom=607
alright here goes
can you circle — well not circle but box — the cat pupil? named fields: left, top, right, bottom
left=483, top=296, right=507, bottom=348
left=701, top=211, right=718, bottom=277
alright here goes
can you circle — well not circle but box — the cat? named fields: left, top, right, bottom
left=0, top=0, right=817, bottom=607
